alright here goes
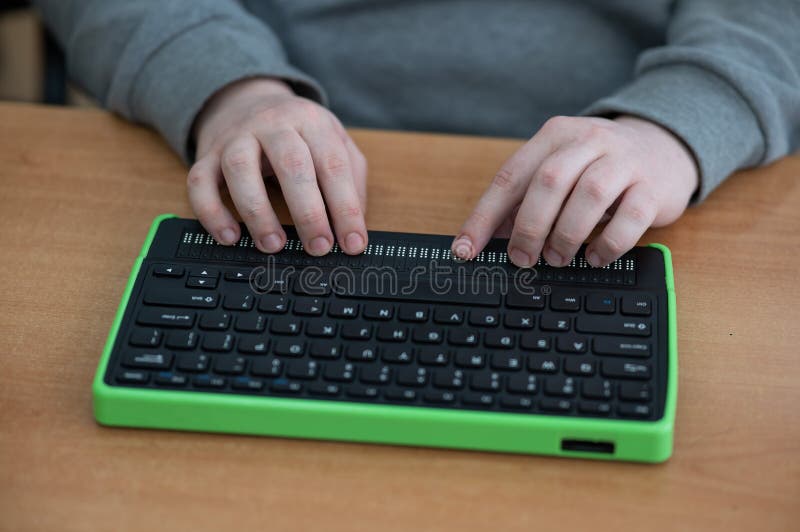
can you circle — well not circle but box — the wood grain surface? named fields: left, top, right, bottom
left=0, top=103, right=798, bottom=532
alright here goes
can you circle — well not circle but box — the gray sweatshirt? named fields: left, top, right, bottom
left=35, top=0, right=800, bottom=202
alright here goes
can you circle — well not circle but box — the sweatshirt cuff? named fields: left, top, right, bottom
left=582, top=63, right=765, bottom=203
left=108, top=15, right=326, bottom=163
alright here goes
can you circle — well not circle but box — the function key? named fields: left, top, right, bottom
left=329, top=301, right=359, bottom=319
left=618, top=403, right=651, bottom=418
left=601, top=360, right=651, bottom=380
left=193, top=375, right=226, bottom=389
left=309, top=383, right=341, bottom=397
left=433, top=306, right=464, bottom=324
left=622, top=295, right=652, bottom=316
left=153, top=265, right=184, bottom=277
left=550, top=291, right=581, bottom=311
left=225, top=269, right=251, bottom=282
left=500, top=395, right=533, bottom=410
left=539, top=398, right=572, bottom=413
left=155, top=372, right=187, bottom=387
left=363, top=302, right=394, bottom=320
left=469, top=309, right=500, bottom=327
left=585, top=293, right=616, bottom=314
left=504, top=311, right=535, bottom=329
left=231, top=377, right=264, bottom=392
left=190, top=267, right=219, bottom=279
left=398, top=305, right=429, bottom=322
left=578, top=401, right=611, bottom=416
left=116, top=370, right=149, bottom=384
left=462, top=392, right=494, bottom=407
left=122, top=352, right=173, bottom=370
left=176, top=353, right=209, bottom=372
left=137, top=308, right=195, bottom=328
left=506, top=290, right=546, bottom=309
left=384, top=389, right=417, bottom=402
left=424, top=391, right=456, bottom=404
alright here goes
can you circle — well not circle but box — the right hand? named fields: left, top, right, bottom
left=189, top=77, right=368, bottom=255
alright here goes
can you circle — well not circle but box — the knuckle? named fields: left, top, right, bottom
left=240, top=198, right=270, bottom=220
left=221, top=148, right=253, bottom=176
left=323, top=152, right=349, bottom=178
left=542, top=115, right=572, bottom=132
left=297, top=207, right=327, bottom=227
left=579, top=175, right=612, bottom=203
left=186, top=167, right=206, bottom=188
left=535, top=162, right=562, bottom=191
left=513, top=221, right=545, bottom=243
left=332, top=202, right=362, bottom=220
left=491, top=167, right=518, bottom=191
left=552, top=228, right=583, bottom=248
left=280, top=150, right=310, bottom=177
left=468, top=209, right=493, bottom=227
left=621, top=202, right=653, bottom=224
left=602, top=235, right=626, bottom=257
left=194, top=201, right=226, bottom=223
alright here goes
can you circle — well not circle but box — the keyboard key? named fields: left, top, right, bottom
left=363, top=302, right=394, bottom=320
left=223, top=293, right=254, bottom=311
left=341, top=323, right=372, bottom=340
left=190, top=267, right=219, bottom=278
left=381, top=346, right=413, bottom=364
left=346, top=346, right=378, bottom=362
left=462, top=392, right=494, bottom=406
left=193, top=375, right=226, bottom=388
left=578, top=401, right=611, bottom=415
left=238, top=336, right=269, bottom=354
left=528, top=354, right=559, bottom=374
left=347, top=385, right=380, bottom=398
left=154, top=372, right=187, bottom=387
left=618, top=403, right=651, bottom=418
left=433, top=369, right=465, bottom=389
left=582, top=379, right=613, bottom=400
left=199, top=311, right=231, bottom=331
left=412, top=327, right=443, bottom=344
left=360, top=366, right=392, bottom=384
left=540, top=315, right=570, bottom=331
left=177, top=353, right=209, bottom=372
left=293, top=297, right=324, bottom=316
left=585, top=293, right=615, bottom=314
left=293, top=275, right=331, bottom=296
left=470, top=372, right=501, bottom=391
left=187, top=276, right=217, bottom=289
left=500, top=395, right=533, bottom=409
left=396, top=367, right=428, bottom=387
left=224, top=269, right=251, bottom=282
left=469, top=309, right=500, bottom=327
left=384, top=389, right=416, bottom=402
left=202, top=332, right=234, bottom=352
left=116, top=370, right=149, bottom=384
left=490, top=353, right=523, bottom=371
left=308, top=383, right=340, bottom=396
left=307, top=321, right=337, bottom=338
left=274, top=339, right=305, bottom=357
left=144, top=289, right=218, bottom=309
left=448, top=330, right=479, bottom=346
left=270, top=316, right=302, bottom=335
left=544, top=376, right=576, bottom=397
left=398, top=305, right=428, bottom=322
left=377, top=325, right=407, bottom=342
left=593, top=337, right=651, bottom=357
left=251, top=358, right=282, bottom=377
left=231, top=377, right=264, bottom=391
left=621, top=295, right=652, bottom=316
left=328, top=301, right=359, bottom=319
left=556, top=335, right=588, bottom=353
left=258, top=295, right=289, bottom=314
left=520, top=334, right=550, bottom=351
left=504, top=311, right=535, bottom=329
left=507, top=374, right=538, bottom=394
left=484, top=331, right=514, bottom=349
left=423, top=391, right=456, bottom=404
left=564, top=358, right=596, bottom=376
left=286, top=360, right=319, bottom=380
left=214, top=355, right=247, bottom=375
left=550, top=291, right=581, bottom=311
left=418, top=348, right=449, bottom=366
left=576, top=316, right=650, bottom=337
left=434, top=307, right=464, bottom=324
left=235, top=313, right=267, bottom=333
left=619, top=382, right=652, bottom=401
left=539, top=398, right=572, bottom=413
left=309, top=341, right=342, bottom=359
left=165, top=330, right=199, bottom=350
left=269, top=378, right=302, bottom=394
left=323, top=362, right=356, bottom=382
left=601, top=360, right=651, bottom=380
left=137, top=308, right=195, bottom=328
left=506, top=290, right=545, bottom=309
left=454, top=352, right=485, bottom=368
left=129, top=328, right=161, bottom=347
left=153, top=265, right=184, bottom=277
left=122, top=352, right=173, bottom=370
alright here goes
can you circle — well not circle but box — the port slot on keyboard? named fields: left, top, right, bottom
left=560, top=439, right=615, bottom=454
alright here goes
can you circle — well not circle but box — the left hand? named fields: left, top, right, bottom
left=451, top=115, right=698, bottom=267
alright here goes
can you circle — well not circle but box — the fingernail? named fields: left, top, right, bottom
left=509, top=247, right=533, bottom=267
left=452, top=236, right=474, bottom=260
left=261, top=233, right=284, bottom=253
left=543, top=247, right=564, bottom=267
left=345, top=232, right=365, bottom=253
left=587, top=251, right=602, bottom=267
left=308, top=236, right=332, bottom=255
left=220, top=228, right=237, bottom=245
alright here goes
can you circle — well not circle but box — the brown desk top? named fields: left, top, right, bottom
left=0, top=103, right=798, bottom=531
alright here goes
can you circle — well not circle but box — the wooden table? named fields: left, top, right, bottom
left=1, top=103, right=798, bottom=532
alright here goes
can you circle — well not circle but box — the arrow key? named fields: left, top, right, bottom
left=187, top=276, right=218, bottom=289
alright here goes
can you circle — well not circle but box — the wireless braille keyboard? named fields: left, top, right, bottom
left=94, top=215, right=677, bottom=462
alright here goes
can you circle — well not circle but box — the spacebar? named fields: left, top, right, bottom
left=335, top=284, right=501, bottom=306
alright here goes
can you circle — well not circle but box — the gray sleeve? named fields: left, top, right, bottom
left=33, top=0, right=326, bottom=162
left=583, top=0, right=800, bottom=203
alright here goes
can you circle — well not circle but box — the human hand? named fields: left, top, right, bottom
left=452, top=115, right=698, bottom=267
left=189, top=77, right=368, bottom=255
